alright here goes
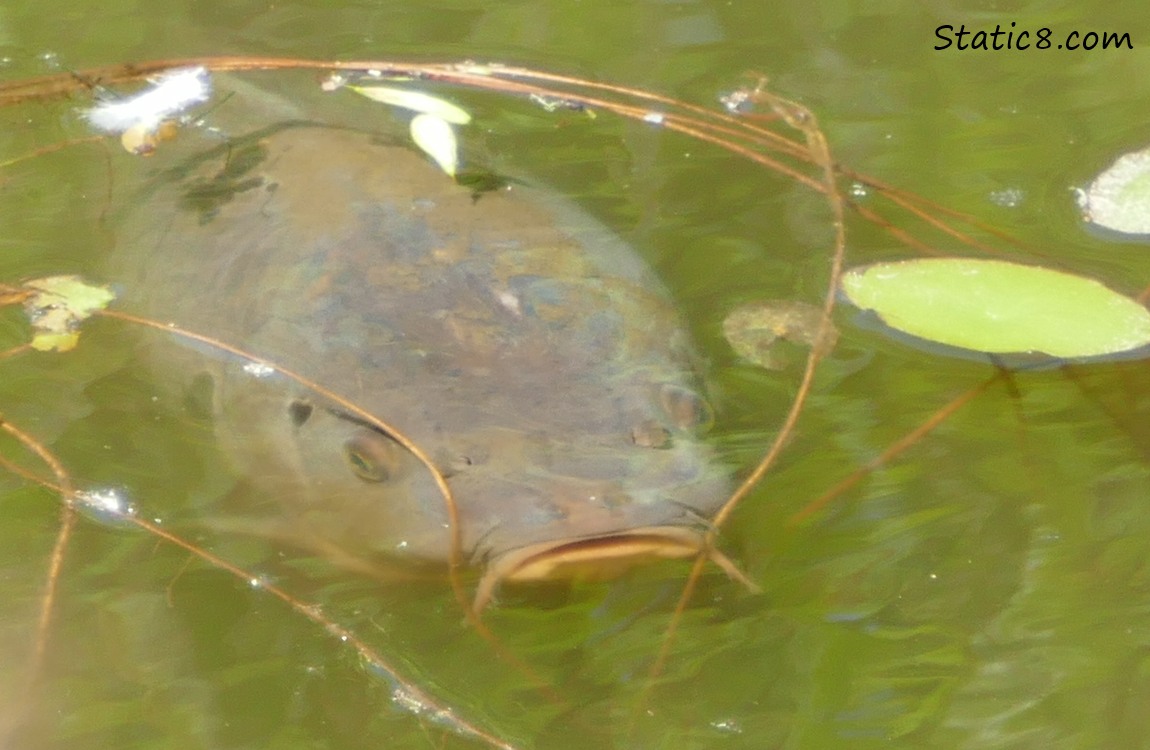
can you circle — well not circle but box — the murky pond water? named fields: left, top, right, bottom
left=2, top=1, right=1150, bottom=748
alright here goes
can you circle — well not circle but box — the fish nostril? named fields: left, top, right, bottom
left=630, top=419, right=672, bottom=449
left=595, top=489, right=631, bottom=509
left=658, top=383, right=715, bottom=435
left=436, top=445, right=487, bottom=478
left=447, top=453, right=475, bottom=474
left=287, top=399, right=313, bottom=427
left=537, top=499, right=569, bottom=522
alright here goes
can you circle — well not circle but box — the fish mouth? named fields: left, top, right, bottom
left=472, top=526, right=758, bottom=611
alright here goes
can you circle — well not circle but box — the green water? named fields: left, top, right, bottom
left=2, top=1, right=1150, bottom=748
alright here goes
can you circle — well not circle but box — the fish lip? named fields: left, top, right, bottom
left=470, top=525, right=758, bottom=612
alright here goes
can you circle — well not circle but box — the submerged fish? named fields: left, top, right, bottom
left=117, top=100, right=741, bottom=609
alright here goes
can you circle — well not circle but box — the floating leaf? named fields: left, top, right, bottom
left=22, top=275, right=116, bottom=352
left=841, top=258, right=1150, bottom=359
left=1079, top=146, right=1150, bottom=235
left=347, top=85, right=472, bottom=125
left=119, top=120, right=179, bottom=156
left=722, top=300, right=838, bottom=370
left=410, top=113, right=460, bottom=177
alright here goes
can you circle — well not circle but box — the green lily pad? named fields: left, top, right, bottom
left=841, top=258, right=1150, bottom=359
left=1079, top=147, right=1150, bottom=235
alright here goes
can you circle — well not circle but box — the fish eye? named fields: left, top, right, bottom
left=343, top=431, right=401, bottom=483
left=658, top=384, right=714, bottom=435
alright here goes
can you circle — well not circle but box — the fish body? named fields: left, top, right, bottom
left=119, top=111, right=733, bottom=607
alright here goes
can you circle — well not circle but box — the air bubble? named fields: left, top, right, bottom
left=989, top=187, right=1025, bottom=208
left=392, top=688, right=425, bottom=715
left=710, top=718, right=743, bottom=735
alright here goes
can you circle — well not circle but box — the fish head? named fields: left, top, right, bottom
left=440, top=372, right=733, bottom=608
left=213, top=350, right=733, bottom=609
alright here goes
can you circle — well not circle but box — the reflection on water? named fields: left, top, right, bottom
left=0, top=0, right=1149, bottom=748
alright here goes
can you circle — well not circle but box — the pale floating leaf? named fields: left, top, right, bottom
left=410, top=114, right=460, bottom=177
left=1079, top=146, right=1150, bottom=235
left=347, top=85, right=472, bottom=125
left=22, top=275, right=116, bottom=352
left=722, top=300, right=838, bottom=370
left=841, top=258, right=1150, bottom=359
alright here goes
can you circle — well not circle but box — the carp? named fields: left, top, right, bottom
left=117, top=88, right=744, bottom=609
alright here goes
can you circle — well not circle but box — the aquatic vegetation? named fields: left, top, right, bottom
left=1079, top=145, right=1150, bottom=236
left=17, top=275, right=116, bottom=352
left=339, top=79, right=473, bottom=124
left=408, top=112, right=462, bottom=176
left=722, top=299, right=838, bottom=370
left=841, top=258, right=1150, bottom=360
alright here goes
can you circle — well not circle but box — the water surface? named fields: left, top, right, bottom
left=2, top=1, right=1149, bottom=748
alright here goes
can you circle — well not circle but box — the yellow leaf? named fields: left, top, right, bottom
left=22, top=275, right=116, bottom=352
